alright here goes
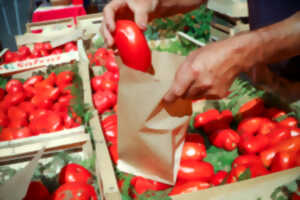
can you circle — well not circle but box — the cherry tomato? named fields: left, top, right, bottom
left=226, top=165, right=248, bottom=183
left=258, top=118, right=276, bottom=135
left=17, top=45, right=31, bottom=60
left=91, top=76, right=103, bottom=92
left=238, top=98, right=265, bottom=119
left=59, top=163, right=93, bottom=185
left=34, top=42, right=44, bottom=52
left=93, top=48, right=109, bottom=66
left=211, top=170, right=228, bottom=186
left=51, top=48, right=63, bottom=55
left=29, top=109, right=48, bottom=122
left=43, top=42, right=52, bottom=51
left=101, top=114, right=118, bottom=142
left=52, top=182, right=97, bottom=200
left=24, top=75, right=44, bottom=88
left=114, top=20, right=151, bottom=72
left=268, top=127, right=291, bottom=146
left=168, top=181, right=210, bottom=196
left=3, top=51, right=15, bottom=63
left=279, top=117, right=298, bottom=128
left=18, top=101, right=36, bottom=115
left=23, top=181, right=50, bottom=200
left=237, top=117, right=264, bottom=135
left=6, top=79, right=23, bottom=94
left=185, top=133, right=205, bottom=144
left=181, top=142, right=206, bottom=161
left=239, top=134, right=269, bottom=154
left=105, top=56, right=119, bottom=73
left=178, top=161, right=214, bottom=181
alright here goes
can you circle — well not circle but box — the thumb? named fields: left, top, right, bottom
left=133, top=10, right=148, bottom=30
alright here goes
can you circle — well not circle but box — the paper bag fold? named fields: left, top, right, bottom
left=117, top=51, right=191, bottom=184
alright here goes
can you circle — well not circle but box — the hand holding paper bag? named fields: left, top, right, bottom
left=116, top=51, right=192, bottom=184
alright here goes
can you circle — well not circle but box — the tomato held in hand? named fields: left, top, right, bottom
left=114, top=20, right=151, bottom=72
left=168, top=181, right=210, bottom=196
left=52, top=182, right=97, bottom=200
left=181, top=142, right=206, bottom=161
left=178, top=161, right=214, bottom=181
left=23, top=181, right=50, bottom=200
left=59, top=163, right=93, bottom=185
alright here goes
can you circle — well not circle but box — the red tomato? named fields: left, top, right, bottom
left=58, top=95, right=73, bottom=106
left=0, top=110, right=8, bottom=127
left=43, top=42, right=52, bottom=51
left=30, top=50, right=41, bottom=58
left=24, top=75, right=44, bottom=88
left=181, top=142, right=206, bottom=161
left=91, top=76, right=103, bottom=92
left=62, top=112, right=79, bottom=128
left=93, top=48, right=109, bottom=66
left=109, top=143, right=118, bottom=165
left=237, top=117, right=263, bottom=135
left=29, top=109, right=48, bottom=122
left=17, top=45, right=31, bottom=60
left=226, top=165, right=248, bottom=183
left=268, top=127, right=291, bottom=146
left=51, top=48, right=63, bottom=55
left=31, top=95, right=53, bottom=109
left=13, top=127, right=32, bottom=139
left=194, top=109, right=220, bottom=128
left=279, top=117, right=298, bottom=128
left=114, top=20, right=151, bottom=72
left=40, top=49, right=49, bottom=57
left=258, top=118, right=276, bottom=135
left=238, top=134, right=269, bottom=154
left=93, top=90, right=117, bottom=114
left=105, top=56, right=119, bottom=73
left=34, top=42, right=44, bottom=52
left=260, top=136, right=300, bottom=167
left=6, top=79, right=23, bottom=94
left=101, top=114, right=118, bottom=142
left=53, top=102, right=69, bottom=113
left=59, top=163, right=93, bottom=185
left=265, top=108, right=286, bottom=120
left=168, top=181, right=210, bottom=196
left=270, top=151, right=296, bottom=173
left=23, top=181, right=50, bottom=200
left=131, top=176, right=171, bottom=196
left=232, top=155, right=263, bottom=168
left=64, top=42, right=77, bottom=52
left=0, top=128, right=14, bottom=141
left=178, top=161, right=214, bottom=181
left=185, top=133, right=205, bottom=144
left=30, top=111, right=63, bottom=135
left=209, top=129, right=240, bottom=151
left=0, top=88, right=5, bottom=101
left=238, top=98, right=265, bottom=119
left=220, top=109, right=233, bottom=124
left=211, top=170, right=228, bottom=186
left=18, top=101, right=36, bottom=115
left=3, top=51, right=15, bottom=63
left=52, top=182, right=97, bottom=200
left=8, top=106, right=27, bottom=121
left=56, top=71, right=74, bottom=86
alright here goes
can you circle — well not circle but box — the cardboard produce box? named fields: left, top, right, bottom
left=0, top=40, right=92, bottom=163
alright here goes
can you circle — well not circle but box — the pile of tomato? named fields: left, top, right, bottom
left=23, top=163, right=97, bottom=200
left=0, top=70, right=82, bottom=142
left=1, top=42, right=77, bottom=64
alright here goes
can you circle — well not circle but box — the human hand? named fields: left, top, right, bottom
left=163, top=38, right=252, bottom=102
left=101, top=0, right=159, bottom=46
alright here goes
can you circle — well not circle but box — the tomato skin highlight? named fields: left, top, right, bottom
left=114, top=20, right=151, bottom=72
left=279, top=117, right=298, bottom=128
left=210, top=129, right=240, bottom=151
left=232, top=155, right=263, bottom=168
left=181, top=142, right=206, bottom=161
left=270, top=151, right=297, bottom=173
left=168, top=181, right=210, bottom=196
left=59, top=163, right=93, bottom=185
left=194, top=109, right=220, bottom=128
left=177, top=161, right=214, bottom=182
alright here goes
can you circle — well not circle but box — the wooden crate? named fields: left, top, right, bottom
left=0, top=41, right=92, bottom=163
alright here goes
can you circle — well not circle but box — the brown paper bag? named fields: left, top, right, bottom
left=117, top=51, right=192, bottom=185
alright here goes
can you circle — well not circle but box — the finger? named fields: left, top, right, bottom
left=103, top=0, right=124, bottom=32
left=133, top=10, right=148, bottom=30
left=102, top=24, right=114, bottom=47
left=164, top=61, right=195, bottom=103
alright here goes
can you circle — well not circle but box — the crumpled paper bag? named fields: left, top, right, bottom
left=116, top=51, right=192, bottom=185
